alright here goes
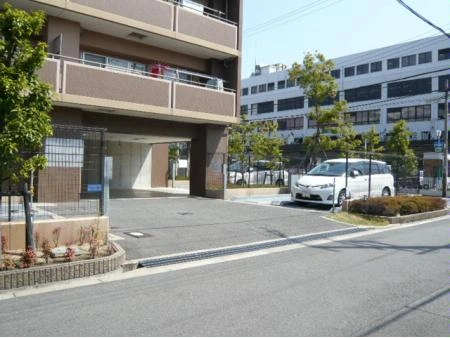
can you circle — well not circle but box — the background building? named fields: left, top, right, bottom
left=241, top=35, right=450, bottom=163
left=4, top=0, right=242, bottom=199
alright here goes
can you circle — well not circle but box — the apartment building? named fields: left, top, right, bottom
left=3, top=0, right=242, bottom=199
left=241, top=35, right=450, bottom=146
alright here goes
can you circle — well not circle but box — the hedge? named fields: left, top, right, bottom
left=348, top=196, right=447, bottom=217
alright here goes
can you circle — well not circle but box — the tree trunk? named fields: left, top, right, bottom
left=23, top=183, right=35, bottom=249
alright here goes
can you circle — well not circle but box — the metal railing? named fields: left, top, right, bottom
left=48, top=53, right=235, bottom=93
left=166, top=0, right=237, bottom=26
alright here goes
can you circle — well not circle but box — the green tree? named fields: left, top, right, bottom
left=362, top=126, right=384, bottom=158
left=0, top=4, right=53, bottom=248
left=228, top=115, right=285, bottom=183
left=386, top=120, right=417, bottom=181
left=289, top=52, right=359, bottom=168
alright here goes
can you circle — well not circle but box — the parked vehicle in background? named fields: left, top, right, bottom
left=228, top=160, right=288, bottom=186
left=291, top=158, right=395, bottom=206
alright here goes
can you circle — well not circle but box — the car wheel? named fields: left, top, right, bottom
left=382, top=187, right=391, bottom=196
left=337, top=190, right=346, bottom=207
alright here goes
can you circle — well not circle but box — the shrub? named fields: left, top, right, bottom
left=65, top=247, right=76, bottom=262
left=20, top=246, right=37, bottom=268
left=348, top=196, right=446, bottom=216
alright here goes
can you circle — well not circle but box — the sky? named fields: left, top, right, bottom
left=242, top=0, right=450, bottom=78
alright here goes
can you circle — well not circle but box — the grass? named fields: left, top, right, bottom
left=328, top=212, right=390, bottom=226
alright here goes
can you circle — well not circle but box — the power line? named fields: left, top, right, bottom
left=395, top=0, right=450, bottom=39
left=244, top=0, right=330, bottom=34
left=244, top=0, right=345, bottom=38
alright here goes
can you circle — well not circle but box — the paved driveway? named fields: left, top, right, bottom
left=108, top=195, right=346, bottom=260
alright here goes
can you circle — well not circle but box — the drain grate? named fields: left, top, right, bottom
left=138, top=227, right=367, bottom=268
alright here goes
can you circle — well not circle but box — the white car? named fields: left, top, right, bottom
left=228, top=160, right=288, bottom=186
left=291, top=158, right=395, bottom=206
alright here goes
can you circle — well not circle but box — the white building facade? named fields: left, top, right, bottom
left=241, top=36, right=450, bottom=145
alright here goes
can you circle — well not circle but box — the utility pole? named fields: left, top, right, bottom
left=443, top=80, right=449, bottom=198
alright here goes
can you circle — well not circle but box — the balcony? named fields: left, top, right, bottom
left=41, top=57, right=237, bottom=124
left=30, top=0, right=239, bottom=58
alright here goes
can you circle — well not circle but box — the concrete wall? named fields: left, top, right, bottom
left=0, top=216, right=109, bottom=251
left=46, top=17, right=80, bottom=58
left=107, top=141, right=152, bottom=190
left=151, top=144, right=169, bottom=187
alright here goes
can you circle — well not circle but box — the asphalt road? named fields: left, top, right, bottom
left=0, top=218, right=448, bottom=336
left=108, top=196, right=342, bottom=259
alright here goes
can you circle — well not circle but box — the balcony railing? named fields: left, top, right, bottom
left=42, top=55, right=236, bottom=120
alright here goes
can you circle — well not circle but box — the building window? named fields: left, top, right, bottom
left=438, top=103, right=450, bottom=119
left=345, top=109, right=380, bottom=125
left=251, top=86, right=257, bottom=94
left=344, top=66, right=355, bottom=77
left=286, top=79, right=296, bottom=88
left=240, top=105, right=248, bottom=114
left=387, top=58, right=400, bottom=69
left=242, top=87, right=248, bottom=96
left=387, top=77, right=432, bottom=98
left=370, top=61, right=382, bottom=72
left=277, top=117, right=303, bottom=130
left=418, top=51, right=432, bottom=64
left=267, top=82, right=275, bottom=91
left=83, top=53, right=107, bottom=67
left=308, top=92, right=339, bottom=107
left=331, top=69, right=340, bottom=79
left=258, top=84, right=266, bottom=93
left=256, top=101, right=274, bottom=114
left=250, top=103, right=257, bottom=115
left=387, top=104, right=431, bottom=122
left=438, top=75, right=450, bottom=92
left=401, top=54, right=416, bottom=67
left=278, top=96, right=304, bottom=111
left=438, top=48, right=450, bottom=61
left=308, top=118, right=317, bottom=129
left=344, top=84, right=381, bottom=102
left=278, top=80, right=286, bottom=90
left=356, top=64, right=369, bottom=75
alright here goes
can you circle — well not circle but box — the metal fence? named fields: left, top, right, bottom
left=0, top=124, right=106, bottom=222
left=293, top=150, right=449, bottom=200
left=227, top=155, right=288, bottom=187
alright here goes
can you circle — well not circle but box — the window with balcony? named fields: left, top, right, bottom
left=370, top=61, right=382, bottom=72
left=344, top=66, right=355, bottom=77
left=387, top=104, right=431, bottom=122
left=356, top=64, right=369, bottom=75
left=438, top=48, right=450, bottom=61
left=401, top=54, right=416, bottom=67
left=418, top=51, right=432, bottom=64
left=278, top=97, right=304, bottom=111
left=345, top=85, right=381, bottom=102
left=387, top=58, right=399, bottom=70
left=387, top=77, right=432, bottom=98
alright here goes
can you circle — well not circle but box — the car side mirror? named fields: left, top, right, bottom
left=350, top=169, right=360, bottom=177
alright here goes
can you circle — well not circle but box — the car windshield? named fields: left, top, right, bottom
left=307, top=162, right=347, bottom=176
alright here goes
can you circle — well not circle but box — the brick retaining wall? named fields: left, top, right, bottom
left=0, top=243, right=125, bottom=290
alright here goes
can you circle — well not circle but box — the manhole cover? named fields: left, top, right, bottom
left=124, top=232, right=152, bottom=238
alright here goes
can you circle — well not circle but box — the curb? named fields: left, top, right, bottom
left=0, top=242, right=125, bottom=290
